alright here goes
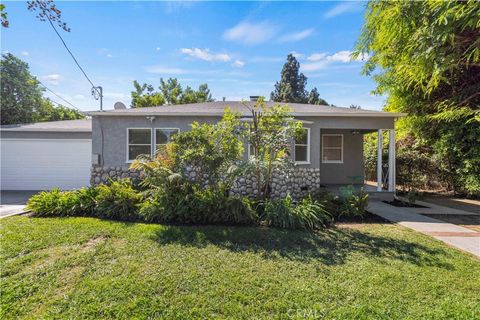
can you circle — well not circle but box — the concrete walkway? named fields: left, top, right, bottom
left=0, top=191, right=35, bottom=218
left=368, top=200, right=480, bottom=258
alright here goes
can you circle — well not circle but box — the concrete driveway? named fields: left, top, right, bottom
left=0, top=190, right=38, bottom=218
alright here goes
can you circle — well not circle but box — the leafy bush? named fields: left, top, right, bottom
left=95, top=179, right=142, bottom=221
left=27, top=187, right=99, bottom=217
left=262, top=195, right=332, bottom=230
left=139, top=184, right=257, bottom=225
left=338, top=186, right=369, bottom=218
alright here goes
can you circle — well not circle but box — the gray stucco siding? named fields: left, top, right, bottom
left=319, top=129, right=364, bottom=185
left=92, top=115, right=222, bottom=167
left=93, top=114, right=393, bottom=172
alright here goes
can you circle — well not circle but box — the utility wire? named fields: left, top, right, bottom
left=38, top=80, right=80, bottom=110
left=44, top=10, right=100, bottom=95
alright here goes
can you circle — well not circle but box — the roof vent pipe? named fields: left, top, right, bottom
left=250, top=96, right=260, bottom=102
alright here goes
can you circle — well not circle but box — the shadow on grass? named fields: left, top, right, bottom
left=150, top=225, right=454, bottom=269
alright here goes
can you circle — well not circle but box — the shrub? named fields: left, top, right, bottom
left=262, top=195, right=332, bottom=230
left=27, top=186, right=99, bottom=217
left=139, top=184, right=257, bottom=225
left=338, top=186, right=369, bottom=218
left=94, top=179, right=142, bottom=221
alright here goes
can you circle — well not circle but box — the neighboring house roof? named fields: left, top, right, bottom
left=88, top=101, right=405, bottom=118
left=0, top=119, right=92, bottom=132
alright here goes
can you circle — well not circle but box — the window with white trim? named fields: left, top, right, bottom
left=155, top=128, right=179, bottom=154
left=322, top=134, right=343, bottom=163
left=294, top=128, right=310, bottom=163
left=127, top=128, right=151, bottom=161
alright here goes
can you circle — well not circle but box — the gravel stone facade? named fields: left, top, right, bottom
left=91, top=165, right=321, bottom=199
left=90, top=166, right=141, bottom=185
left=229, top=168, right=321, bottom=199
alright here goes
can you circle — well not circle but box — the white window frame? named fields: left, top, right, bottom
left=154, top=128, right=180, bottom=154
left=126, top=128, right=152, bottom=163
left=322, top=134, right=343, bottom=164
left=294, top=127, right=310, bottom=165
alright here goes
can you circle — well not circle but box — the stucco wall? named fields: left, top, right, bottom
left=92, top=114, right=394, bottom=183
left=319, top=129, right=364, bottom=185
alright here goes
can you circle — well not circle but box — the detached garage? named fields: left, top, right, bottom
left=0, top=119, right=92, bottom=190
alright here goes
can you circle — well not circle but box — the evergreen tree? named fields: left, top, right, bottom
left=271, top=54, right=329, bottom=105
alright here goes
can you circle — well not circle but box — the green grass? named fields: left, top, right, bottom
left=1, top=216, right=479, bottom=319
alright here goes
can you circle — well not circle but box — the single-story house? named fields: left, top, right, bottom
left=0, top=99, right=404, bottom=200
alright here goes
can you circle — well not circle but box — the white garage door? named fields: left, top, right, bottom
left=1, top=139, right=92, bottom=190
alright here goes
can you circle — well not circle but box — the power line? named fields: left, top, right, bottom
left=43, top=5, right=100, bottom=96
left=38, top=80, right=80, bottom=110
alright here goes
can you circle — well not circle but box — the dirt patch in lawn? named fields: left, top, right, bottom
left=80, top=236, right=108, bottom=252
left=421, top=214, right=480, bottom=232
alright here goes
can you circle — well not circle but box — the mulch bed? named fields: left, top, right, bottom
left=335, top=212, right=390, bottom=224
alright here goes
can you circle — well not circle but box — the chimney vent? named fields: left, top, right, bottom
left=250, top=96, right=260, bottom=102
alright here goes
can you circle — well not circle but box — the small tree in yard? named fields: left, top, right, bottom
left=245, top=97, right=303, bottom=200
left=171, top=109, right=244, bottom=187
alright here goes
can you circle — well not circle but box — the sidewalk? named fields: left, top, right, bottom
left=368, top=200, right=480, bottom=258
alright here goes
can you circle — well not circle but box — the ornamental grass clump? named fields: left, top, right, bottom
left=262, top=195, right=332, bottom=230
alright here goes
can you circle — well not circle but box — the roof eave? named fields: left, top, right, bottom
left=88, top=111, right=407, bottom=118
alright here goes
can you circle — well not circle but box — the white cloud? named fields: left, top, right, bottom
left=232, top=60, right=245, bottom=68
left=40, top=74, right=63, bottom=85
left=326, top=50, right=352, bottom=63
left=21, top=51, right=29, bottom=56
left=73, top=94, right=85, bottom=100
left=223, top=21, right=276, bottom=45
left=279, top=28, right=314, bottom=43
left=156, top=47, right=161, bottom=51
left=324, top=2, right=361, bottom=19
left=302, top=50, right=367, bottom=71
left=307, top=53, right=327, bottom=61
left=180, top=48, right=231, bottom=62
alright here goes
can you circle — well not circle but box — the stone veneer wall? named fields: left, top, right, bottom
left=229, top=168, right=321, bottom=199
left=91, top=166, right=321, bottom=199
left=90, top=166, right=141, bottom=185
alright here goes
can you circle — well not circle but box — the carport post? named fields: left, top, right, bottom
left=377, top=129, right=383, bottom=191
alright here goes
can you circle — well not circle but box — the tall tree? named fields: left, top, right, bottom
left=130, top=78, right=213, bottom=108
left=271, top=54, right=329, bottom=105
left=308, top=87, right=328, bottom=105
left=131, top=81, right=165, bottom=108
left=0, top=53, right=84, bottom=125
left=355, top=0, right=480, bottom=194
left=1, top=53, right=43, bottom=125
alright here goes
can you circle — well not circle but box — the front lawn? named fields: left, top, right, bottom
left=1, top=216, right=479, bottom=319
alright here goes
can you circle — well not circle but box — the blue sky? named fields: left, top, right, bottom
left=1, top=1, right=385, bottom=111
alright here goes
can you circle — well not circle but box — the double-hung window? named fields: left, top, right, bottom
left=322, top=134, right=343, bottom=163
left=127, top=128, right=152, bottom=162
left=155, top=128, right=179, bottom=154
left=294, top=128, right=310, bottom=164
